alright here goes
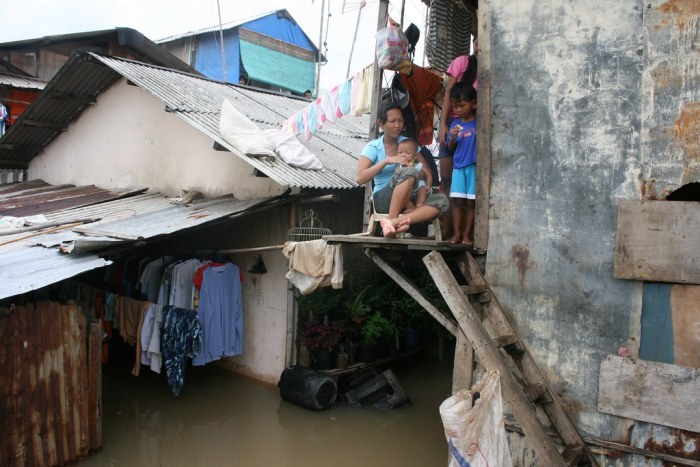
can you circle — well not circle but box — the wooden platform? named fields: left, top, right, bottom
left=323, top=234, right=472, bottom=251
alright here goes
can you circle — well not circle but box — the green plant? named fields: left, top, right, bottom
left=343, top=284, right=373, bottom=319
left=361, top=312, right=396, bottom=347
left=391, top=293, right=426, bottom=329
left=301, top=316, right=345, bottom=352
left=297, top=289, right=342, bottom=318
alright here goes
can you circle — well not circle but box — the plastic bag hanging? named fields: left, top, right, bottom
left=375, top=26, right=412, bottom=73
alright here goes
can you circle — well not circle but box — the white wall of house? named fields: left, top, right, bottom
left=28, top=77, right=295, bottom=384
left=28, top=78, right=286, bottom=200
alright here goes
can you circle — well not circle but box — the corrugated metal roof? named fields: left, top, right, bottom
left=0, top=28, right=198, bottom=75
left=0, top=181, right=278, bottom=299
left=0, top=52, right=369, bottom=189
left=0, top=72, right=46, bottom=91
left=0, top=180, right=142, bottom=217
left=0, top=246, right=111, bottom=300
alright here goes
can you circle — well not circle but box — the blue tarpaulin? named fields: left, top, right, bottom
left=242, top=11, right=316, bottom=51
left=195, top=29, right=241, bottom=82
left=191, top=10, right=318, bottom=89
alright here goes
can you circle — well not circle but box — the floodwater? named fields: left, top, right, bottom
left=79, top=350, right=453, bottom=467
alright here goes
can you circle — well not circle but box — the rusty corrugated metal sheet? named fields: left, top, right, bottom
left=0, top=302, right=101, bottom=466
left=0, top=180, right=142, bottom=217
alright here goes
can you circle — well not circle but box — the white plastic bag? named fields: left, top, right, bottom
left=376, top=26, right=411, bottom=73
left=439, top=371, right=513, bottom=467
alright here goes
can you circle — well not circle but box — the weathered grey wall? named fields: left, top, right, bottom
left=483, top=0, right=647, bottom=442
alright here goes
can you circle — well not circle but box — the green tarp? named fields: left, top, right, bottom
left=240, top=39, right=315, bottom=94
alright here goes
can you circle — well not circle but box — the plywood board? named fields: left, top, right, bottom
left=598, top=355, right=700, bottom=432
left=670, top=284, right=700, bottom=368
left=614, top=200, right=700, bottom=284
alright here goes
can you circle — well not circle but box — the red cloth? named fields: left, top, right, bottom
left=400, top=65, right=442, bottom=146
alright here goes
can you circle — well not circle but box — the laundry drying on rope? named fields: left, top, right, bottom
left=282, top=64, right=374, bottom=140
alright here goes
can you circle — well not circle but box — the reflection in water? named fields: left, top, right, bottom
left=80, top=351, right=452, bottom=466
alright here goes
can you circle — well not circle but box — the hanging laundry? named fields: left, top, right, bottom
left=399, top=65, right=443, bottom=145
left=193, top=262, right=244, bottom=365
left=282, top=239, right=344, bottom=295
left=0, top=103, right=8, bottom=137
left=279, top=64, right=375, bottom=140
left=169, top=259, right=204, bottom=309
left=161, top=306, right=202, bottom=396
left=353, top=63, right=375, bottom=115
left=320, top=85, right=340, bottom=123
left=338, top=79, right=352, bottom=116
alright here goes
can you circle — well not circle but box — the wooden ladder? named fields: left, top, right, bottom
left=422, top=250, right=598, bottom=467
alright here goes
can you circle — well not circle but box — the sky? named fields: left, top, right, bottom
left=0, top=0, right=429, bottom=90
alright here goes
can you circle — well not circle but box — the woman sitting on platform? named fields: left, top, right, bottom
left=356, top=102, right=448, bottom=237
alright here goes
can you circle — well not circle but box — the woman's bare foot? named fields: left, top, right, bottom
left=396, top=217, right=411, bottom=233
left=380, top=217, right=411, bottom=237
left=380, top=218, right=397, bottom=237
left=448, top=235, right=461, bottom=244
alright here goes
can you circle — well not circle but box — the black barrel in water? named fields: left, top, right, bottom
left=278, top=366, right=337, bottom=410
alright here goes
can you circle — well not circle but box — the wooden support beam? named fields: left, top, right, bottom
left=423, top=251, right=567, bottom=466
left=47, top=90, right=96, bottom=104
left=364, top=248, right=459, bottom=336
left=452, top=332, right=474, bottom=393
left=20, top=119, right=67, bottom=130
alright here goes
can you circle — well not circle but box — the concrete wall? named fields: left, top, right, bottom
left=482, top=0, right=699, bottom=448
left=28, top=78, right=286, bottom=200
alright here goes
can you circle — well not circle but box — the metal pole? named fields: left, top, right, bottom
left=423, top=3, right=429, bottom=67
left=216, top=0, right=227, bottom=82
left=369, top=0, right=389, bottom=140
left=400, top=0, right=406, bottom=26
left=315, top=0, right=326, bottom=96
left=346, top=5, right=364, bottom=79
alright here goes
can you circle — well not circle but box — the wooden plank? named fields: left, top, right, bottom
left=364, top=248, right=459, bottom=337
left=670, top=284, right=700, bottom=368
left=456, top=252, right=596, bottom=464
left=614, top=200, right=700, bottom=284
left=324, top=233, right=469, bottom=251
left=474, top=67, right=491, bottom=251
left=452, top=332, right=474, bottom=394
left=86, top=320, right=102, bottom=451
left=598, top=355, right=700, bottom=432
left=423, top=251, right=566, bottom=467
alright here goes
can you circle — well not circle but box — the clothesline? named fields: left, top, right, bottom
left=282, top=63, right=375, bottom=140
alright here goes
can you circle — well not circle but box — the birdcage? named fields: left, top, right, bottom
left=287, top=209, right=332, bottom=242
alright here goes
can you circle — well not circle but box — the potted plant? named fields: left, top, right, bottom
left=392, top=294, right=425, bottom=348
left=301, top=316, right=345, bottom=370
left=360, top=311, right=397, bottom=360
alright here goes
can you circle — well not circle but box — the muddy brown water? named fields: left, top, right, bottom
left=79, top=350, right=453, bottom=466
